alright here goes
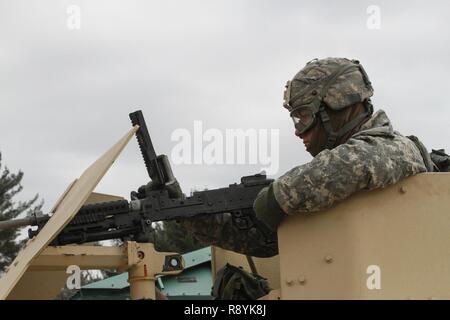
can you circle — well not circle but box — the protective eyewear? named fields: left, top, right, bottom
left=290, top=105, right=318, bottom=134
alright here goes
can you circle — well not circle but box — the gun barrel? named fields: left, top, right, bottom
left=0, top=215, right=48, bottom=231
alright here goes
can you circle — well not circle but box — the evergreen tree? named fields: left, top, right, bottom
left=0, top=152, right=43, bottom=272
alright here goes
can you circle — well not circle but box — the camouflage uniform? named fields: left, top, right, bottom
left=179, top=109, right=427, bottom=257
left=273, top=109, right=427, bottom=215
left=178, top=211, right=278, bottom=257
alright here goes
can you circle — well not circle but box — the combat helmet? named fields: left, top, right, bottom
left=283, top=57, right=374, bottom=150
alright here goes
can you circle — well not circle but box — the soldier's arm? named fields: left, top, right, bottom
left=176, top=213, right=279, bottom=258
left=272, top=135, right=427, bottom=215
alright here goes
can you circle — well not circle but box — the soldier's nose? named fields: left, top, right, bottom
left=295, top=129, right=303, bottom=138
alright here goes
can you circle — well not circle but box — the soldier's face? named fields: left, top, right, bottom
left=295, top=127, right=314, bottom=150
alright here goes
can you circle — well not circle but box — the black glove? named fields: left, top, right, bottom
left=131, top=179, right=184, bottom=200
left=253, top=183, right=287, bottom=232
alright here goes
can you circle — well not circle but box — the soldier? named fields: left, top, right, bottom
left=175, top=57, right=431, bottom=258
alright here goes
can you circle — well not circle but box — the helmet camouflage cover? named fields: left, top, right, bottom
left=284, top=57, right=374, bottom=111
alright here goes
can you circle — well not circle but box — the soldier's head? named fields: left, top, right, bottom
left=283, top=57, right=374, bottom=156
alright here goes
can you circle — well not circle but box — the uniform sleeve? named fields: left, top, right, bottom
left=177, top=213, right=278, bottom=258
left=272, top=134, right=427, bottom=215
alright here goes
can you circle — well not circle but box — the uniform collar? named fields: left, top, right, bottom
left=352, top=109, right=394, bottom=138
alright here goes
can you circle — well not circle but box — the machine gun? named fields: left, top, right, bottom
left=0, top=111, right=276, bottom=247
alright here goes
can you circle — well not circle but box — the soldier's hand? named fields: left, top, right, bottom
left=130, top=182, right=152, bottom=200
left=131, top=179, right=184, bottom=200
left=253, top=183, right=287, bottom=232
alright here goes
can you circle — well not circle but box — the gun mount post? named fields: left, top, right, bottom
left=124, top=242, right=183, bottom=299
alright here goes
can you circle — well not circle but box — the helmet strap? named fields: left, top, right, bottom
left=318, top=99, right=374, bottom=150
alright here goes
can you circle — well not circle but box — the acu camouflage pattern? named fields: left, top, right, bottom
left=286, top=57, right=373, bottom=110
left=179, top=110, right=427, bottom=257
left=178, top=212, right=278, bottom=258
left=273, top=110, right=427, bottom=215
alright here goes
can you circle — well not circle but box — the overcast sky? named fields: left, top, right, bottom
left=1, top=0, right=449, bottom=215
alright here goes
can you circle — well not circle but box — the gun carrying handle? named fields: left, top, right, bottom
left=157, top=154, right=176, bottom=186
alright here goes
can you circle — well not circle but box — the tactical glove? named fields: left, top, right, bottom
left=131, top=179, right=184, bottom=200
left=253, top=183, right=287, bottom=232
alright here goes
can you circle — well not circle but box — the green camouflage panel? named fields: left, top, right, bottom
left=273, top=110, right=427, bottom=214
left=287, top=57, right=373, bottom=110
left=179, top=110, right=426, bottom=257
